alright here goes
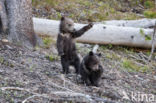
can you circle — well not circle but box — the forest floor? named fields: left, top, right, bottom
left=0, top=40, right=155, bottom=103
left=32, top=0, right=156, bottom=23
left=0, top=0, right=156, bottom=103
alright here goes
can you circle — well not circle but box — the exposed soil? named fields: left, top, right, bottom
left=0, top=41, right=155, bottom=103
left=0, top=0, right=156, bottom=103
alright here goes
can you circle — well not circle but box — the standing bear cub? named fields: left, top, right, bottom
left=80, top=51, right=103, bottom=87
left=57, top=16, right=93, bottom=74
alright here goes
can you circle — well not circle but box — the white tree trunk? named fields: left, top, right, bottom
left=101, top=19, right=156, bottom=28
left=33, top=18, right=156, bottom=48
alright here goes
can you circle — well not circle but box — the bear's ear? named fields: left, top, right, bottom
left=97, top=53, right=102, bottom=57
left=61, top=16, right=65, bottom=21
left=89, top=51, right=94, bottom=56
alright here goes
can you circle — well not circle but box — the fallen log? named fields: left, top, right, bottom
left=101, top=19, right=156, bottom=28
left=33, top=18, right=156, bottom=48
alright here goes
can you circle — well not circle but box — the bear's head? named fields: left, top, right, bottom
left=85, top=51, right=102, bottom=72
left=59, top=16, right=75, bottom=33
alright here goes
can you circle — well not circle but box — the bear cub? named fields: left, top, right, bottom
left=80, top=51, right=103, bottom=87
left=57, top=16, right=93, bottom=74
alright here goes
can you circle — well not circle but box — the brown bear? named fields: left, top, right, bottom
left=80, top=50, right=103, bottom=87
left=57, top=16, right=93, bottom=74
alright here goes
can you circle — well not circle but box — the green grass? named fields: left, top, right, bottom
left=32, top=0, right=141, bottom=22
left=144, top=0, right=155, bottom=9
left=0, top=56, right=4, bottom=64
left=144, top=10, right=156, bottom=18
left=122, top=58, right=149, bottom=73
left=105, top=52, right=121, bottom=60
left=140, top=29, right=152, bottom=41
left=42, top=36, right=55, bottom=49
left=45, top=54, right=58, bottom=62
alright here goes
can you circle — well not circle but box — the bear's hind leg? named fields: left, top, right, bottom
left=73, top=55, right=80, bottom=74
left=61, top=56, right=69, bottom=74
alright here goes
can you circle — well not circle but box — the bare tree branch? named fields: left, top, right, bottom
left=148, top=21, right=156, bottom=62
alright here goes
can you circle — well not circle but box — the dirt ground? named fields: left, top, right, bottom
left=0, top=0, right=156, bottom=102
left=0, top=41, right=155, bottom=103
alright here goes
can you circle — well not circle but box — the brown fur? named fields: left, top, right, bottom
left=80, top=51, right=103, bottom=87
left=57, top=17, right=93, bottom=74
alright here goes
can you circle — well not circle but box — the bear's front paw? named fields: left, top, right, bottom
left=88, top=23, right=94, bottom=28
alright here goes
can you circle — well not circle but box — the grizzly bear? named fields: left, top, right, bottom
left=80, top=51, right=103, bottom=87
left=57, top=16, right=93, bottom=74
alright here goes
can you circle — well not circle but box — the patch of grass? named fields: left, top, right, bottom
left=106, top=53, right=113, bottom=59
left=144, top=0, right=155, bottom=9
left=29, top=64, right=37, bottom=72
left=0, top=56, right=4, bottom=64
left=45, top=54, right=58, bottom=62
left=144, top=10, right=156, bottom=18
left=100, top=44, right=113, bottom=50
left=42, top=36, right=55, bottom=49
left=33, top=0, right=141, bottom=22
left=0, top=56, right=14, bottom=67
left=145, top=35, right=152, bottom=41
left=140, top=29, right=145, bottom=36
left=83, top=1, right=91, bottom=7
left=105, top=51, right=121, bottom=60
left=122, top=58, right=149, bottom=73
left=5, top=91, right=14, bottom=103
left=100, top=45, right=106, bottom=50
left=140, top=29, right=152, bottom=41
left=124, top=13, right=139, bottom=20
